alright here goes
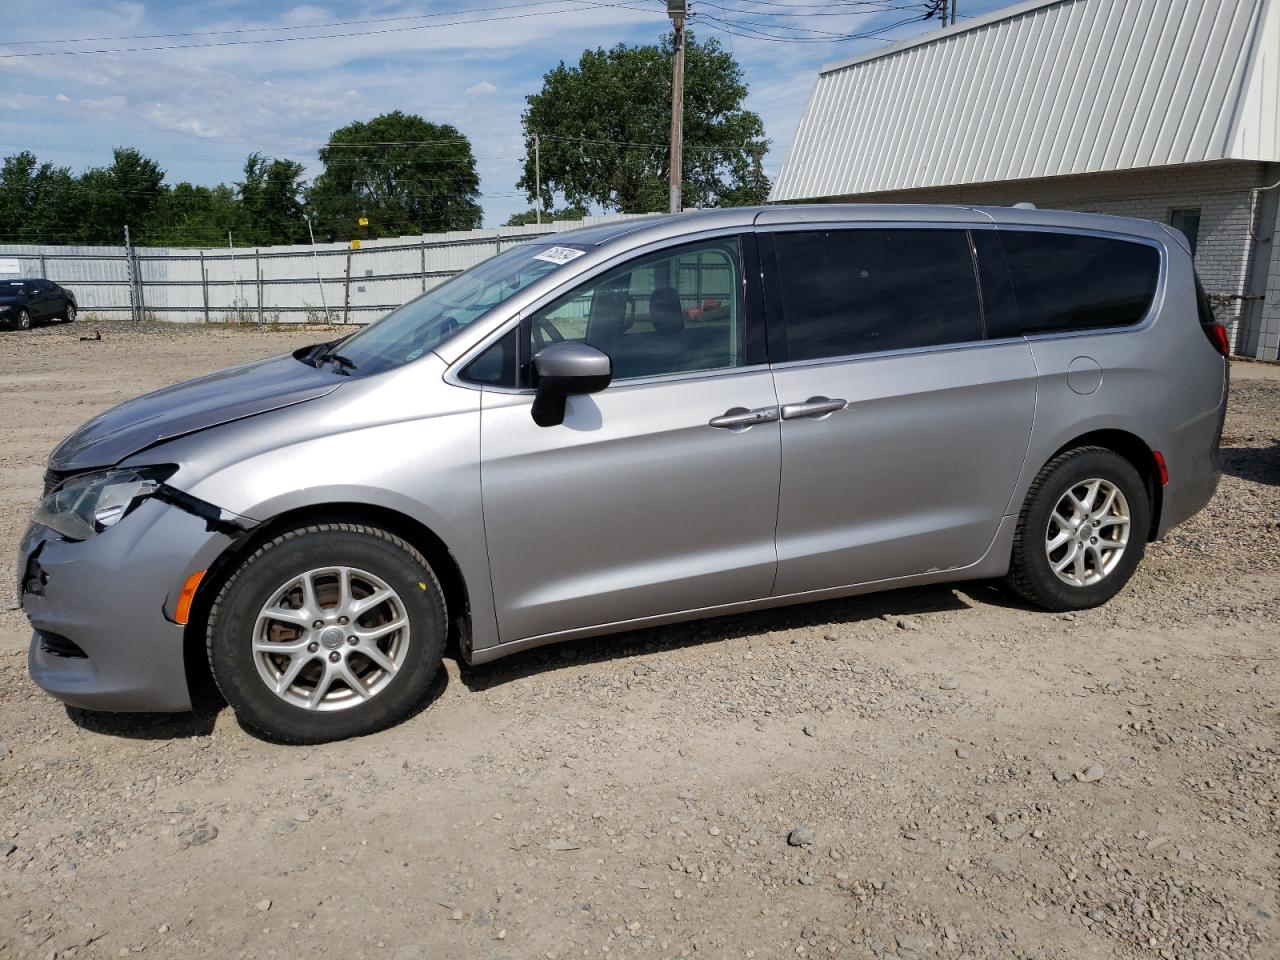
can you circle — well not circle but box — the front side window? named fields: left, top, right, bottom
left=998, top=231, right=1160, bottom=333
left=527, top=238, right=746, bottom=381
left=772, top=228, right=983, bottom=361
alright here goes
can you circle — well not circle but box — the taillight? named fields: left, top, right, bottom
left=1205, top=322, right=1230, bottom=357
left=1194, top=276, right=1230, bottom=357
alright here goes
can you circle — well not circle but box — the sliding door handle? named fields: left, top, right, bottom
left=780, top=397, right=847, bottom=420
left=709, top=406, right=779, bottom=430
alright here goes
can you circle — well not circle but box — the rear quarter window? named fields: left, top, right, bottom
left=998, top=231, right=1160, bottom=334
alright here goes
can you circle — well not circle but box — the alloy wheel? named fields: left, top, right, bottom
left=1044, top=478, right=1131, bottom=587
left=252, top=566, right=411, bottom=711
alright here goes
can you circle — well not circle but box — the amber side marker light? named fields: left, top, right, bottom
left=175, top=570, right=206, bottom=625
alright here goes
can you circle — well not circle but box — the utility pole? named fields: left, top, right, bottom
left=950, top=0, right=957, bottom=25
left=667, top=1, right=687, bottom=214
left=534, top=133, right=542, bottom=226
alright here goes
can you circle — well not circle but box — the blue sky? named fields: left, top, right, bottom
left=0, top=0, right=1009, bottom=229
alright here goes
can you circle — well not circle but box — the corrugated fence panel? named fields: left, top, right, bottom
left=771, top=0, right=1277, bottom=202
left=0, top=215, right=643, bottom=324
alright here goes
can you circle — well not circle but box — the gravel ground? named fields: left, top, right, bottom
left=0, top=321, right=1276, bottom=960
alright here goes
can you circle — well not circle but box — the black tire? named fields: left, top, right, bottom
left=1007, top=446, right=1150, bottom=611
left=63, top=304, right=76, bottom=323
left=15, top=308, right=31, bottom=331
left=206, top=523, right=447, bottom=743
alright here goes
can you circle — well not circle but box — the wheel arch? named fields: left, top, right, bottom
left=1045, top=429, right=1163, bottom=541
left=182, top=502, right=473, bottom=699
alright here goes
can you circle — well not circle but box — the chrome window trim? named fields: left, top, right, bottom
left=443, top=225, right=756, bottom=393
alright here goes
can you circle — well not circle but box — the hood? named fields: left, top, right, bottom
left=50, top=350, right=345, bottom=471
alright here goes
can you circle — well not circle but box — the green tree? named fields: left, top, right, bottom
left=237, top=152, right=308, bottom=245
left=0, top=152, right=78, bottom=244
left=306, top=112, right=482, bottom=240
left=518, top=34, right=769, bottom=214
left=74, top=147, right=166, bottom=244
left=504, top=203, right=590, bottom=227
left=144, top=182, right=240, bottom=247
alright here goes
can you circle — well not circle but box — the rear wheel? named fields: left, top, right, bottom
left=207, top=523, right=447, bottom=742
left=1007, top=446, right=1150, bottom=611
left=63, top=304, right=76, bottom=323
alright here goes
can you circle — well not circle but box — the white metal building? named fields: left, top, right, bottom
left=771, top=0, right=1280, bottom=359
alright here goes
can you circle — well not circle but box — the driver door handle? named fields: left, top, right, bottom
left=780, top=397, right=847, bottom=420
left=709, top=406, right=779, bottom=430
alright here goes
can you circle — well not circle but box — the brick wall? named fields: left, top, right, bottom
left=821, top=161, right=1280, bottom=359
left=1258, top=194, right=1280, bottom=361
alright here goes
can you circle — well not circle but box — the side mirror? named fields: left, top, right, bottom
left=530, top=341, right=612, bottom=427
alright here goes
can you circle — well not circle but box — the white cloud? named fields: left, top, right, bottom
left=0, top=0, right=994, bottom=225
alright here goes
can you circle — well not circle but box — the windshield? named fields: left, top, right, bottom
left=314, top=243, right=586, bottom=375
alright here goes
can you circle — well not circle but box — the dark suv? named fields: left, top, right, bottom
left=0, top=278, right=77, bottom=330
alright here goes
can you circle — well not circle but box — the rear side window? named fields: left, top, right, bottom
left=772, top=229, right=983, bottom=361
left=998, top=231, right=1160, bottom=333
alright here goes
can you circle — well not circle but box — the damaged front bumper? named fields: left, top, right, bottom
left=20, top=492, right=252, bottom=712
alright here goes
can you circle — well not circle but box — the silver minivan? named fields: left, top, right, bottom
left=20, top=205, right=1229, bottom=742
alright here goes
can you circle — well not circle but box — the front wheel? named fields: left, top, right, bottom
left=206, top=523, right=447, bottom=743
left=1007, top=446, right=1150, bottom=611
left=15, top=308, right=31, bottom=331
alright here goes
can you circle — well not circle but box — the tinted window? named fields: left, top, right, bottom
left=530, top=239, right=745, bottom=381
left=772, top=229, right=983, bottom=361
left=1170, top=208, right=1201, bottom=253
left=998, top=231, right=1160, bottom=333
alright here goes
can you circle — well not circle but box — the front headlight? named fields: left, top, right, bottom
left=33, top=465, right=177, bottom=541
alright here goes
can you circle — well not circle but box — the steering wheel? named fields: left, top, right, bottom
left=531, top=317, right=565, bottom=352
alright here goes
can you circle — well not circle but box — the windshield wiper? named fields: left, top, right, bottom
left=318, top=349, right=358, bottom=374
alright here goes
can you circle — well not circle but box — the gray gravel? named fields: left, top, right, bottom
left=0, top=329, right=1276, bottom=959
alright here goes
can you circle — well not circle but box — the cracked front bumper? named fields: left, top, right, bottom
left=20, top=498, right=236, bottom=712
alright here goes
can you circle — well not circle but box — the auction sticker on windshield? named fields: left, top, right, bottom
left=534, top=246, right=586, bottom=265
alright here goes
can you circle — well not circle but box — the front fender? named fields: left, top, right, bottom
left=171, top=408, right=500, bottom=657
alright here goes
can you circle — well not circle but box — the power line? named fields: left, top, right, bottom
left=0, top=1, right=585, bottom=46
left=696, top=8, right=933, bottom=42
left=0, top=1, right=662, bottom=59
left=699, top=1, right=921, bottom=16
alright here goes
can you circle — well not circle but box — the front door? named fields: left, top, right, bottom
left=763, top=226, right=1038, bottom=595
left=478, top=236, right=782, bottom=643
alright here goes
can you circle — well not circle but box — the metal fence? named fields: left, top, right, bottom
left=0, top=215, right=645, bottom=325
